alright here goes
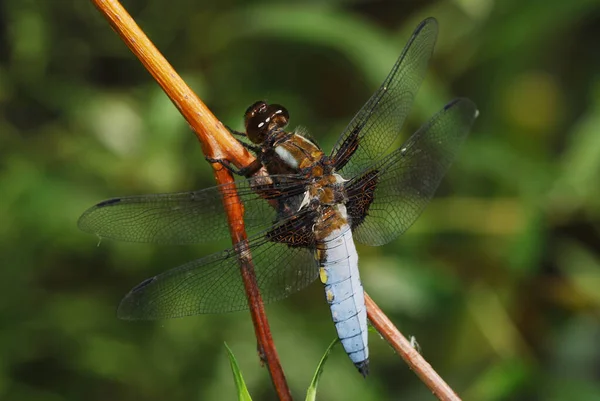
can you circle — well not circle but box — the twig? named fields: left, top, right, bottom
left=365, top=292, right=461, bottom=401
left=90, top=1, right=292, bottom=399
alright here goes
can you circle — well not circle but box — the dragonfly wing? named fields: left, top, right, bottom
left=330, top=17, right=438, bottom=178
left=78, top=175, right=307, bottom=244
left=346, top=98, right=478, bottom=246
left=118, top=211, right=319, bottom=319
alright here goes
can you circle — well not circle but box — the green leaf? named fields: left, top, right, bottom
left=224, top=342, right=253, bottom=401
left=305, top=338, right=340, bottom=401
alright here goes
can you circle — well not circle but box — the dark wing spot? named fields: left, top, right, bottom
left=444, top=98, right=459, bottom=111
left=331, top=125, right=361, bottom=171
left=266, top=212, right=316, bottom=248
left=346, top=170, right=379, bottom=229
left=96, top=198, right=122, bottom=207
left=413, top=17, right=430, bottom=35
left=130, top=276, right=157, bottom=293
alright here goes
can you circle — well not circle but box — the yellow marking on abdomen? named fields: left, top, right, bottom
left=319, top=267, right=328, bottom=284
left=326, top=289, right=335, bottom=302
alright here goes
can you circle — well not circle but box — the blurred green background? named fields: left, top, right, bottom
left=2, top=0, right=600, bottom=400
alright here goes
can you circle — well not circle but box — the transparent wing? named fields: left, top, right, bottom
left=117, top=212, right=319, bottom=319
left=330, top=17, right=438, bottom=178
left=78, top=175, right=308, bottom=244
left=346, top=98, right=478, bottom=246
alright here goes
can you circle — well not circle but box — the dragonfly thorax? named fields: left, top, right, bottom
left=298, top=170, right=349, bottom=228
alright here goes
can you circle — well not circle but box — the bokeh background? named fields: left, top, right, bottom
left=2, top=0, right=600, bottom=400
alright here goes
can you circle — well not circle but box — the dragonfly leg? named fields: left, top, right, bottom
left=206, top=156, right=263, bottom=177
left=226, top=126, right=262, bottom=152
left=225, top=125, right=244, bottom=136
left=239, top=141, right=262, bottom=154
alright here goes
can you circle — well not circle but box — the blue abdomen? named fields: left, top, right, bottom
left=318, top=224, right=369, bottom=376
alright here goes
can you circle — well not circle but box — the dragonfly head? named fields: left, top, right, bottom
left=244, top=101, right=290, bottom=144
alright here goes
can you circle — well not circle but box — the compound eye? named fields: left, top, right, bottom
left=246, top=116, right=268, bottom=142
left=245, top=101, right=268, bottom=120
left=245, top=103, right=271, bottom=143
left=268, top=104, right=289, bottom=129
left=243, top=101, right=290, bottom=144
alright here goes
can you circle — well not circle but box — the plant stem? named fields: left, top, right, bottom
left=365, top=292, right=461, bottom=401
left=89, top=1, right=292, bottom=399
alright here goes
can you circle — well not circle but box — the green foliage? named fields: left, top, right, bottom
left=225, top=343, right=253, bottom=401
left=1, top=1, right=600, bottom=400
left=223, top=338, right=341, bottom=401
left=305, top=338, right=340, bottom=401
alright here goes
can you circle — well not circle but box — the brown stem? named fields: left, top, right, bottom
left=90, top=1, right=292, bottom=399
left=365, top=292, right=461, bottom=401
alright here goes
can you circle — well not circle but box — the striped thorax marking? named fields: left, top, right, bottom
left=273, top=134, right=322, bottom=170
left=274, top=145, right=299, bottom=169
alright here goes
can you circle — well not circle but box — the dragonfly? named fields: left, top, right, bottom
left=78, top=17, right=478, bottom=376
